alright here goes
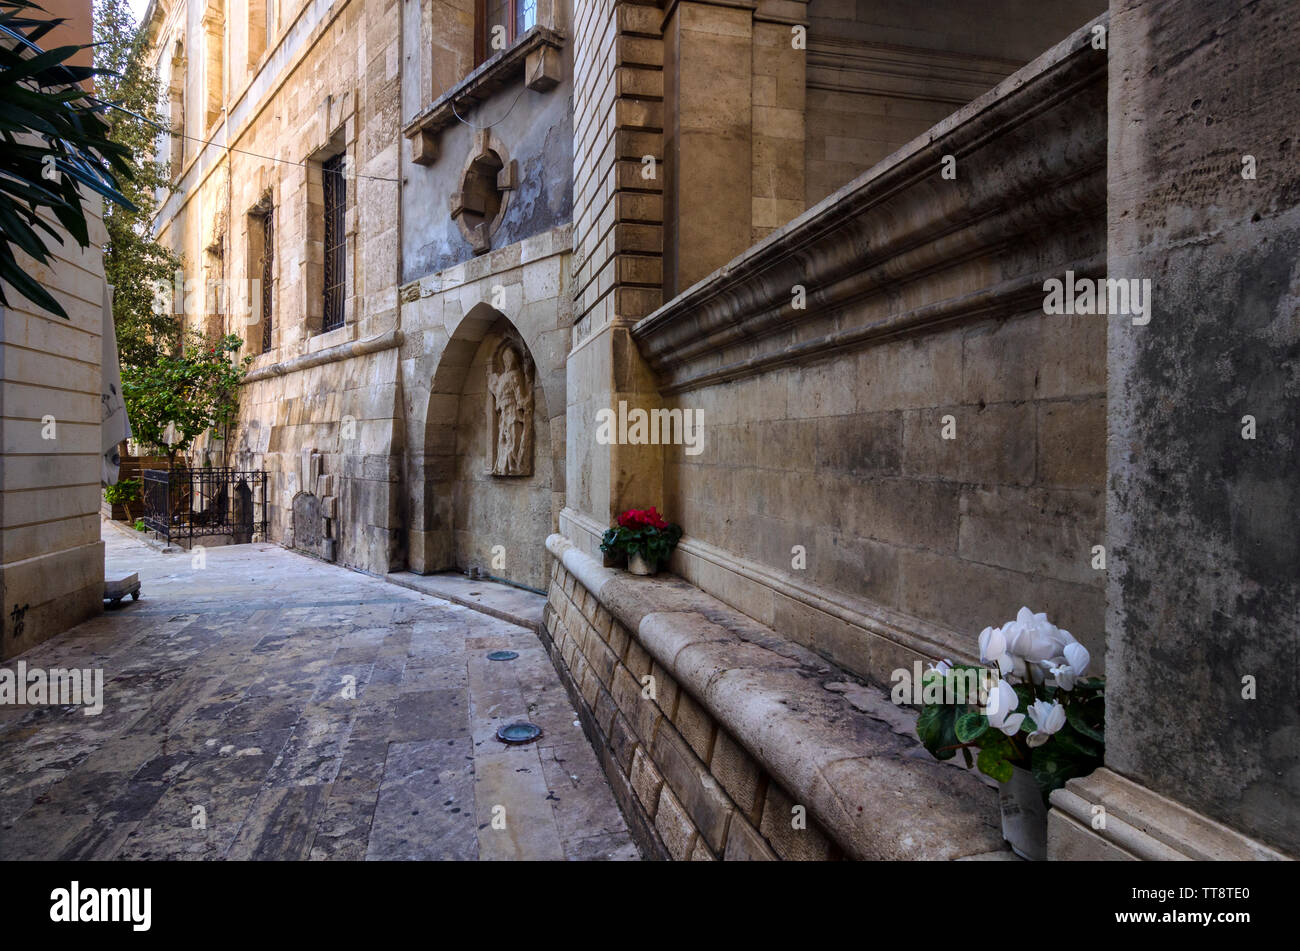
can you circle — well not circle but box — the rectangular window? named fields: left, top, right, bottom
left=477, top=0, right=537, bottom=64
left=259, top=207, right=274, bottom=352
left=321, top=153, right=346, bottom=333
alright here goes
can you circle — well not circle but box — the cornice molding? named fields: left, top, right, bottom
left=632, top=14, right=1109, bottom=395
left=807, top=37, right=1021, bottom=104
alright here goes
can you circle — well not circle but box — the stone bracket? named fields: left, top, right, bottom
left=403, top=26, right=567, bottom=166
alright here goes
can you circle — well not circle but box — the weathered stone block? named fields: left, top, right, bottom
left=672, top=689, right=716, bottom=764
left=759, top=783, right=833, bottom=861
left=629, top=747, right=663, bottom=818
left=651, top=723, right=734, bottom=854
left=653, top=786, right=697, bottom=861
left=722, top=815, right=778, bottom=861
left=711, top=729, right=763, bottom=823
left=649, top=661, right=679, bottom=721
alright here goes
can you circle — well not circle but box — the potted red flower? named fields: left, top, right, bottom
left=601, top=506, right=683, bottom=576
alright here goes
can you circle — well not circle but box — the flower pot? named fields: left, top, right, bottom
left=627, top=552, right=657, bottom=576
left=999, top=766, right=1047, bottom=861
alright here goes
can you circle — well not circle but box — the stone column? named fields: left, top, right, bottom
left=1049, top=0, right=1299, bottom=860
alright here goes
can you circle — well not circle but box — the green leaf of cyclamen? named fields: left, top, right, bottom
left=1065, top=703, right=1104, bottom=743
left=954, top=711, right=987, bottom=743
left=977, top=747, right=1014, bottom=784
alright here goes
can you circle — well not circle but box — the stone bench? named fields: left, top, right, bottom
left=543, top=533, right=1008, bottom=860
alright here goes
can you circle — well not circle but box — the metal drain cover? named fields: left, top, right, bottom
left=497, top=721, right=542, bottom=744
left=487, top=650, right=519, bottom=661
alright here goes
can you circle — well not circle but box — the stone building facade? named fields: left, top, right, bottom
left=145, top=0, right=1298, bottom=860
left=1, top=0, right=110, bottom=661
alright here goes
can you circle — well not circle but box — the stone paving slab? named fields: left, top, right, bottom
left=0, top=521, right=638, bottom=861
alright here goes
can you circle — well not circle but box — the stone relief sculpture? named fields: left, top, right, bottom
left=486, top=340, right=534, bottom=476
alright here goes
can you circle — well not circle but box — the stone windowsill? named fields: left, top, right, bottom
left=308, top=321, right=358, bottom=353
left=402, top=26, right=566, bottom=165
left=545, top=532, right=1007, bottom=860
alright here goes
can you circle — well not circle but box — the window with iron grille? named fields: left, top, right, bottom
left=321, top=153, right=346, bottom=333
left=260, top=207, right=274, bottom=352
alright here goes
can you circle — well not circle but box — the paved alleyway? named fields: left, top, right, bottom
left=0, top=522, right=637, bottom=861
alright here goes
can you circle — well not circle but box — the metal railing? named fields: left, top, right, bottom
left=140, top=467, right=268, bottom=546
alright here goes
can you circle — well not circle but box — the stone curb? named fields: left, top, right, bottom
left=547, top=533, right=1006, bottom=859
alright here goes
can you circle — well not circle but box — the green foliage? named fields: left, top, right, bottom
left=120, top=331, right=252, bottom=461
left=916, top=701, right=959, bottom=761
left=954, top=711, right=988, bottom=744
left=103, top=477, right=140, bottom=504
left=94, top=0, right=182, bottom=369
left=133, top=519, right=146, bottom=531
left=916, top=668, right=1105, bottom=799
left=0, top=0, right=134, bottom=317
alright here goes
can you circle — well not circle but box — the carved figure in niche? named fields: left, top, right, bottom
left=486, top=340, right=533, bottom=476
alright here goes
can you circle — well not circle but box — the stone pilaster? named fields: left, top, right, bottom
left=566, top=0, right=667, bottom=548
left=1050, top=0, right=1300, bottom=859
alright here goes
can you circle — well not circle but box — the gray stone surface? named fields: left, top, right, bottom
left=547, top=533, right=1009, bottom=860
left=1106, top=0, right=1300, bottom=857
left=0, top=521, right=636, bottom=861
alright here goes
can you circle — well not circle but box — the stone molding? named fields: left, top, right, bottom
left=631, top=14, right=1108, bottom=394
left=243, top=328, right=403, bottom=383
left=561, top=504, right=978, bottom=676
left=545, top=532, right=1006, bottom=859
left=807, top=38, right=1022, bottom=105
left=1048, top=768, right=1293, bottom=861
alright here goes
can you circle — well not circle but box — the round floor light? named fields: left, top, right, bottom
left=486, top=650, right=519, bottom=661
left=497, top=721, right=542, bottom=745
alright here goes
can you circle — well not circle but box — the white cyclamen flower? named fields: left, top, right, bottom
left=929, top=658, right=954, bottom=674
left=978, top=626, right=1014, bottom=676
left=1025, top=699, right=1067, bottom=747
left=984, top=679, right=1025, bottom=735
left=1003, top=607, right=1075, bottom=663
left=1046, top=641, right=1091, bottom=690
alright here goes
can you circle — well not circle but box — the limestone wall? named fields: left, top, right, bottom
left=1, top=202, right=107, bottom=659
left=627, top=20, right=1110, bottom=687
left=804, top=0, right=1105, bottom=206
left=1100, top=0, right=1300, bottom=857
left=146, top=0, right=408, bottom=575
left=542, top=533, right=1007, bottom=860
left=398, top=228, right=571, bottom=588
left=399, top=0, right=575, bottom=282
left=544, top=556, right=835, bottom=859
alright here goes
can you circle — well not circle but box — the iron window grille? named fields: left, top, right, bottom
left=322, top=152, right=346, bottom=333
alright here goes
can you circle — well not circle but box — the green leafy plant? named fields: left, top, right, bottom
left=600, top=507, right=683, bottom=568
left=0, top=0, right=134, bottom=318
left=103, top=476, right=140, bottom=521
left=916, top=607, right=1104, bottom=800
left=133, top=519, right=146, bottom=531
left=120, top=330, right=252, bottom=466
